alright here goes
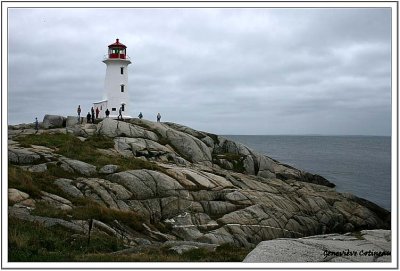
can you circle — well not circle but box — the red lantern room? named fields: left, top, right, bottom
left=107, top=38, right=127, bottom=59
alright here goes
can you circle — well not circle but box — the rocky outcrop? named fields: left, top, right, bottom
left=54, top=178, right=84, bottom=198
left=243, top=229, right=391, bottom=262
left=25, top=163, right=48, bottom=173
left=129, top=119, right=213, bottom=165
left=66, top=116, right=80, bottom=127
left=9, top=206, right=84, bottom=233
left=8, top=188, right=30, bottom=204
left=114, top=137, right=173, bottom=159
left=59, top=158, right=97, bottom=176
left=66, top=123, right=97, bottom=137
left=40, top=191, right=73, bottom=210
left=7, top=117, right=391, bottom=254
left=99, top=164, right=119, bottom=174
left=9, top=148, right=41, bottom=165
left=11, top=160, right=385, bottom=248
left=97, top=118, right=158, bottom=141
left=42, top=114, right=66, bottom=129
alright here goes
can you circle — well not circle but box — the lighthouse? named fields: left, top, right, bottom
left=93, top=38, right=132, bottom=118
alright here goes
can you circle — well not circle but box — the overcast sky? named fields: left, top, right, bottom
left=7, top=7, right=392, bottom=135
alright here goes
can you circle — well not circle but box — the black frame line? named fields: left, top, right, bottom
left=1, top=1, right=398, bottom=270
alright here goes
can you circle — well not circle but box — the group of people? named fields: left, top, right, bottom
left=78, top=105, right=101, bottom=124
left=77, top=105, right=162, bottom=123
left=138, top=112, right=162, bottom=122
left=34, top=107, right=162, bottom=132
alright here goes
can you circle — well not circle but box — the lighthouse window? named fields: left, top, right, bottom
left=121, top=85, right=124, bottom=92
left=120, top=67, right=124, bottom=74
left=112, top=108, right=116, bottom=111
left=121, top=104, right=125, bottom=111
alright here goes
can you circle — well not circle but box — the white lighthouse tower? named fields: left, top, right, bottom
left=94, top=38, right=132, bottom=118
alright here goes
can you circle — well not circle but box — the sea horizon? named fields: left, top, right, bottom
left=223, top=134, right=391, bottom=137
left=224, top=134, right=392, bottom=211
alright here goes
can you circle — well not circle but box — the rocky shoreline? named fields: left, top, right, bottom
left=8, top=114, right=391, bottom=261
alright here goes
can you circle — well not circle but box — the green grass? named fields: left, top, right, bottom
left=8, top=164, right=80, bottom=199
left=16, top=133, right=76, bottom=149
left=76, top=243, right=251, bottom=262
left=82, top=134, right=115, bottom=149
left=8, top=217, right=124, bottom=262
left=9, top=133, right=251, bottom=262
left=14, top=133, right=164, bottom=172
left=32, top=199, right=147, bottom=233
left=8, top=165, right=41, bottom=198
left=9, top=216, right=250, bottom=262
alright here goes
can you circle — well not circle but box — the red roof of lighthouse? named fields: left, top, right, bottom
left=108, top=38, right=127, bottom=48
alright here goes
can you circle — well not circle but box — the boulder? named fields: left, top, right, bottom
left=96, top=118, right=158, bottom=141
left=41, top=191, right=73, bottom=210
left=8, top=188, right=30, bottom=204
left=54, top=178, right=84, bottom=198
left=99, top=164, right=119, bottom=174
left=77, top=177, right=133, bottom=209
left=9, top=123, right=37, bottom=130
left=107, top=169, right=185, bottom=199
left=59, top=158, right=97, bottom=176
left=165, top=128, right=212, bottom=164
left=142, top=223, right=176, bottom=241
left=168, top=244, right=199, bottom=254
left=27, top=163, right=48, bottom=173
left=164, top=241, right=219, bottom=254
left=216, top=137, right=252, bottom=156
left=251, top=152, right=276, bottom=178
left=164, top=122, right=216, bottom=149
left=128, top=120, right=212, bottom=165
left=42, top=114, right=66, bottom=129
left=66, top=116, right=80, bottom=127
left=243, top=230, right=391, bottom=262
left=8, top=148, right=41, bottom=165
left=9, top=206, right=85, bottom=233
left=114, top=137, right=172, bottom=158
left=66, top=123, right=97, bottom=137
left=14, top=198, right=36, bottom=208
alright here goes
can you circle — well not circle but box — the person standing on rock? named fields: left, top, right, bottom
left=91, top=107, right=95, bottom=123
left=138, top=112, right=143, bottom=119
left=105, top=109, right=110, bottom=118
left=118, top=107, right=123, bottom=120
left=95, top=107, right=100, bottom=119
left=157, top=113, right=161, bottom=122
left=34, top=117, right=39, bottom=132
left=77, top=105, right=81, bottom=119
left=86, top=112, right=91, bottom=123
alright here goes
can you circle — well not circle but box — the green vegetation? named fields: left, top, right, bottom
left=32, top=200, right=147, bottom=233
left=8, top=165, right=41, bottom=198
left=14, top=133, right=163, bottom=172
left=9, top=215, right=250, bottom=262
left=9, top=132, right=252, bottom=262
left=77, top=243, right=251, bottom=262
left=8, top=164, right=79, bottom=199
left=8, top=217, right=124, bottom=261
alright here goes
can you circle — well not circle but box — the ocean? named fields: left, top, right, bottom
left=224, top=135, right=391, bottom=211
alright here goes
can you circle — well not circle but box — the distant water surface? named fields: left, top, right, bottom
left=224, top=135, right=391, bottom=211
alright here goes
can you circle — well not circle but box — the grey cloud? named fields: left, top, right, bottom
left=7, top=7, right=392, bottom=135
